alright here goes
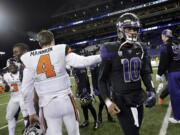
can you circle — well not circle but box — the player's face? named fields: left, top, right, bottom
left=161, top=35, right=168, bottom=44
left=8, top=64, right=18, bottom=74
left=124, top=28, right=138, bottom=39
left=13, top=47, right=23, bottom=62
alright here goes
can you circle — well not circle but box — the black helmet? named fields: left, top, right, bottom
left=116, top=13, right=141, bottom=41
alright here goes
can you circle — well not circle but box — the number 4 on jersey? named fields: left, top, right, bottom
left=37, top=54, right=56, bottom=78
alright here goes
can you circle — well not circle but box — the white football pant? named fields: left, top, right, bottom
left=43, top=94, right=80, bottom=135
left=6, top=98, right=28, bottom=135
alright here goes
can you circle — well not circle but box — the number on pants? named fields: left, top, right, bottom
left=37, top=54, right=56, bottom=78
left=121, top=57, right=141, bottom=82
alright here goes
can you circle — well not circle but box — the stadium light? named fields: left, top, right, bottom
left=0, top=52, right=5, bottom=55
left=0, top=9, right=9, bottom=32
left=71, top=22, right=180, bottom=46
left=49, top=0, right=168, bottom=31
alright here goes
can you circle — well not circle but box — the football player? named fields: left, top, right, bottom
left=157, top=29, right=172, bottom=105
left=90, top=63, right=114, bottom=123
left=156, top=29, right=180, bottom=123
left=20, top=30, right=101, bottom=135
left=98, top=13, right=156, bottom=135
left=73, top=67, right=99, bottom=129
left=4, top=61, right=28, bottom=135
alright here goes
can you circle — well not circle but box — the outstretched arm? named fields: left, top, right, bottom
left=66, top=52, right=101, bottom=68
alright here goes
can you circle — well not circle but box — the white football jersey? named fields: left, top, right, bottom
left=21, top=44, right=101, bottom=112
left=21, top=44, right=71, bottom=107
left=3, top=71, right=22, bottom=100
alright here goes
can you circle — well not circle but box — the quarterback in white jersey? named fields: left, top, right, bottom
left=21, top=30, right=101, bottom=135
left=3, top=62, right=28, bottom=135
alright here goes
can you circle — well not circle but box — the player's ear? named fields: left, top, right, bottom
left=50, top=39, right=55, bottom=46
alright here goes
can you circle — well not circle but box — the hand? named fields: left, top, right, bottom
left=157, top=82, right=164, bottom=94
left=29, top=114, right=39, bottom=125
left=156, top=74, right=164, bottom=82
left=107, top=102, right=121, bottom=116
left=94, top=89, right=100, bottom=96
left=145, top=91, right=156, bottom=108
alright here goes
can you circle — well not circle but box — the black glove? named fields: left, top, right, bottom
left=144, top=91, right=156, bottom=108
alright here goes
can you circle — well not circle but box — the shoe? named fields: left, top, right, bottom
left=80, top=121, right=89, bottom=128
left=93, top=121, right=99, bottom=130
left=98, top=115, right=102, bottom=123
left=159, top=98, right=165, bottom=105
left=108, top=117, right=116, bottom=123
left=168, top=117, right=180, bottom=124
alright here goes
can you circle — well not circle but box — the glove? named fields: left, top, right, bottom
left=156, top=74, right=164, bottom=82
left=157, top=82, right=164, bottom=94
left=144, top=91, right=156, bottom=108
left=94, top=89, right=100, bottom=96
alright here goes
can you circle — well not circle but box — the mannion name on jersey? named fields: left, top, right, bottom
left=30, top=47, right=53, bottom=56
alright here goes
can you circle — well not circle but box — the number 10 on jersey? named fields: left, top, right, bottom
left=121, top=57, right=141, bottom=82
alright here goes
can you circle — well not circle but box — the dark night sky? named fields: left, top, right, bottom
left=0, top=0, right=109, bottom=68
left=0, top=0, right=62, bottom=67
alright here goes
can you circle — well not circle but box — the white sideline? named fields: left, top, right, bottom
left=159, top=102, right=172, bottom=135
left=0, top=119, right=23, bottom=130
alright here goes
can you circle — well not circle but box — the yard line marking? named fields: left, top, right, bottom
left=0, top=103, right=8, bottom=106
left=159, top=102, right=172, bottom=135
left=0, top=93, right=10, bottom=98
left=0, top=119, right=23, bottom=130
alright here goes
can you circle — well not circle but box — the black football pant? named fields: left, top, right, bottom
left=113, top=95, right=144, bottom=135
left=160, top=84, right=169, bottom=99
left=98, top=95, right=112, bottom=120
left=81, top=104, right=98, bottom=122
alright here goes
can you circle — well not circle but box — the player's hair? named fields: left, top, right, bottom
left=37, top=30, right=54, bottom=47
left=13, top=43, right=30, bottom=51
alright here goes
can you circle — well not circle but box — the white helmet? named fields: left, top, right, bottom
left=23, top=123, right=43, bottom=135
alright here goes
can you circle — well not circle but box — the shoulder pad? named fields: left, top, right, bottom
left=100, top=42, right=119, bottom=60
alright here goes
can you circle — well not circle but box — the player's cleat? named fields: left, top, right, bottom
left=159, top=98, right=165, bottom=105
left=93, top=121, right=99, bottom=130
left=108, top=116, right=116, bottom=123
left=168, top=117, right=180, bottom=124
left=98, top=115, right=102, bottom=123
left=80, top=121, right=89, bottom=128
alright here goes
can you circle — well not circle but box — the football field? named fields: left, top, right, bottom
left=0, top=69, right=180, bottom=135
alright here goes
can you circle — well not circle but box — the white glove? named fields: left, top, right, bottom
left=156, top=74, right=164, bottom=82
left=157, top=82, right=164, bottom=94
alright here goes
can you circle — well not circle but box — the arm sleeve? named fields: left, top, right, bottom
left=66, top=52, right=101, bottom=68
left=21, top=68, right=36, bottom=115
left=157, top=46, right=169, bottom=76
left=98, top=60, right=112, bottom=101
left=141, top=48, right=155, bottom=91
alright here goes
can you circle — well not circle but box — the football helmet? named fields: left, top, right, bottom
left=116, top=13, right=141, bottom=42
left=23, top=122, right=43, bottom=135
left=162, top=29, right=173, bottom=38
left=80, top=93, right=93, bottom=106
